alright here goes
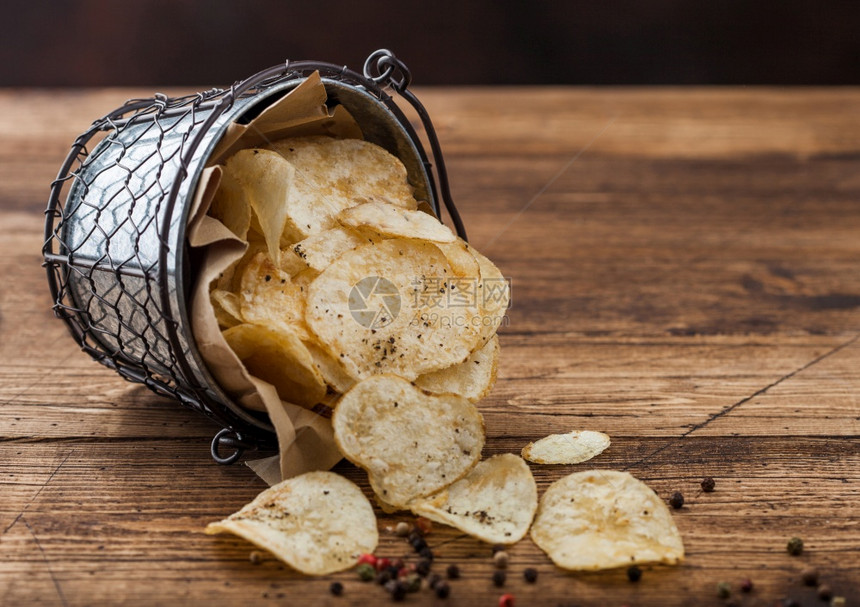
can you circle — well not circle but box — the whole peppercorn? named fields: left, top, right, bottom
left=249, top=550, right=264, bottom=564
left=419, top=546, right=434, bottom=561
left=375, top=557, right=392, bottom=571
left=415, top=517, right=433, bottom=535
left=376, top=570, right=393, bottom=585
left=492, top=544, right=506, bottom=555
left=395, top=522, right=411, bottom=537
left=499, top=593, right=515, bottom=607
left=411, top=537, right=428, bottom=552
left=446, top=564, right=460, bottom=579
left=523, top=568, right=538, bottom=583
left=428, top=573, right=442, bottom=590
left=415, top=559, right=431, bottom=577
left=408, top=531, right=422, bottom=544
left=669, top=492, right=684, bottom=509
left=357, top=553, right=377, bottom=567
left=329, top=582, right=344, bottom=596
left=385, top=565, right=400, bottom=579
left=435, top=581, right=451, bottom=599
left=404, top=573, right=421, bottom=593
left=701, top=477, right=716, bottom=492
left=626, top=565, right=642, bottom=582
left=786, top=537, right=804, bottom=556
left=492, top=570, right=507, bottom=587
left=817, top=584, right=832, bottom=600
left=493, top=550, right=509, bottom=569
left=716, top=581, right=731, bottom=599
left=385, top=580, right=407, bottom=601
left=800, top=567, right=818, bottom=586
left=355, top=563, right=375, bottom=582
left=739, top=577, right=753, bottom=593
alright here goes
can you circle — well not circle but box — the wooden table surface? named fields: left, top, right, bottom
left=1, top=87, right=858, bottom=606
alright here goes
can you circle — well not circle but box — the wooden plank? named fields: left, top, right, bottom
left=1, top=88, right=859, bottom=606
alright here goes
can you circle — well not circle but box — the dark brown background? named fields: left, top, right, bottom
left=4, top=0, right=860, bottom=87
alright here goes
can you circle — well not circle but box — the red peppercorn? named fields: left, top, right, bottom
left=357, top=553, right=377, bottom=567
left=415, top=517, right=433, bottom=535
left=375, top=557, right=391, bottom=571
left=499, top=593, right=515, bottom=607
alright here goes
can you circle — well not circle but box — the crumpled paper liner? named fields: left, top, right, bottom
left=188, top=73, right=362, bottom=484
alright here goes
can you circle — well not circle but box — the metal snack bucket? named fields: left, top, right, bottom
left=43, top=49, right=466, bottom=462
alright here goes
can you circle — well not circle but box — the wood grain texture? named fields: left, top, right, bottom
left=1, top=87, right=858, bottom=606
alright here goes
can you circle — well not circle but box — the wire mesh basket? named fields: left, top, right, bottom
left=43, top=49, right=466, bottom=464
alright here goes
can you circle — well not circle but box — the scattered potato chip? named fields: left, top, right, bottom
left=205, top=471, right=378, bottom=575
left=306, top=238, right=484, bottom=381
left=223, top=323, right=326, bottom=408
left=409, top=454, right=536, bottom=544
left=239, top=252, right=310, bottom=342
left=337, top=201, right=455, bottom=243
left=266, top=137, right=418, bottom=240
left=522, top=430, right=611, bottom=465
left=292, top=226, right=367, bottom=273
left=415, top=335, right=499, bottom=402
left=332, top=375, right=485, bottom=508
left=224, top=149, right=295, bottom=261
left=530, top=470, right=685, bottom=571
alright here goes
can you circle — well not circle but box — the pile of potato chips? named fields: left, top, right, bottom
left=204, top=134, right=684, bottom=577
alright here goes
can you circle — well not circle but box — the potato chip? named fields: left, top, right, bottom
left=291, top=226, right=367, bottom=273
left=224, top=149, right=295, bottom=261
left=306, top=238, right=484, bottom=381
left=304, top=340, right=356, bottom=395
left=208, top=168, right=252, bottom=240
left=210, top=289, right=243, bottom=329
left=522, top=430, right=610, bottom=465
left=472, top=247, right=510, bottom=344
left=337, top=201, right=455, bottom=243
left=409, top=454, right=536, bottom=544
left=530, top=470, right=685, bottom=570
left=415, top=335, right=499, bottom=402
left=332, top=375, right=485, bottom=508
left=222, top=323, right=326, bottom=408
left=266, top=137, right=418, bottom=240
left=239, top=252, right=310, bottom=342
left=434, top=238, right=480, bottom=278
left=205, top=471, right=378, bottom=575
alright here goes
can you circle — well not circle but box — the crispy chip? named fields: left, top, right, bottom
left=266, top=137, right=418, bottom=239
left=415, top=335, right=499, bottom=402
left=522, top=430, right=611, bottom=465
left=530, top=470, right=685, bottom=570
left=409, top=454, right=536, bottom=544
left=239, top=252, right=310, bottom=342
left=222, top=323, right=326, bottom=408
left=291, top=226, right=368, bottom=273
left=205, top=471, right=378, bottom=575
left=337, top=201, right=455, bottom=243
left=306, top=238, right=484, bottom=381
left=208, top=169, right=252, bottom=239
left=224, top=149, right=295, bottom=261
left=210, top=289, right=243, bottom=329
left=332, top=375, right=485, bottom=508
left=472, top=247, right=509, bottom=344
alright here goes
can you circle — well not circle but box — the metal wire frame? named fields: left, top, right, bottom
left=43, top=50, right=465, bottom=464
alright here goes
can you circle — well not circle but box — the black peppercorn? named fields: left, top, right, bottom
left=800, top=567, right=818, bottom=586
left=492, top=570, right=506, bottom=587
left=739, top=577, right=753, bottom=593
left=446, top=564, right=460, bottom=579
left=329, top=582, right=343, bottom=596
left=669, top=491, right=684, bottom=509
left=419, top=546, right=434, bottom=561
left=415, top=559, right=431, bottom=577
left=786, top=537, right=804, bottom=556
left=428, top=573, right=442, bottom=589
left=435, top=581, right=450, bottom=598
left=523, top=568, right=538, bottom=583
left=385, top=580, right=407, bottom=601
left=411, top=537, right=428, bottom=552
left=376, top=570, right=392, bottom=585
left=817, top=584, right=832, bottom=600
left=701, top=477, right=716, bottom=492
left=627, top=566, right=642, bottom=582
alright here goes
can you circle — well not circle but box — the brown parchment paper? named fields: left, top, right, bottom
left=188, top=73, right=363, bottom=484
